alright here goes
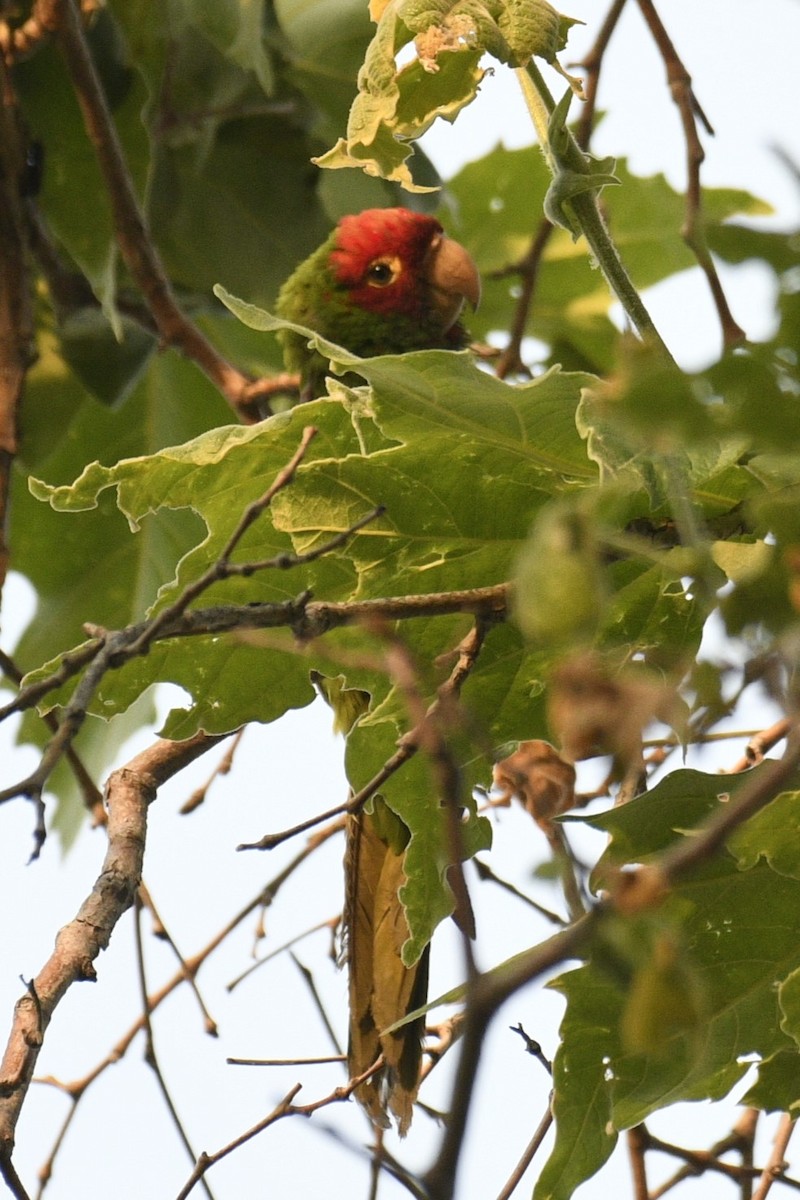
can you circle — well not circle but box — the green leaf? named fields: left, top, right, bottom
left=743, top=1047, right=800, bottom=1114
left=445, top=148, right=772, bottom=370
left=539, top=771, right=800, bottom=1194
left=312, top=0, right=487, bottom=191
left=728, top=789, right=800, bottom=879
left=150, top=116, right=332, bottom=307
left=58, top=309, right=155, bottom=408
left=16, top=18, right=150, bottom=322
left=535, top=969, right=618, bottom=1199
left=274, top=0, right=377, bottom=136
left=16, top=351, right=228, bottom=666
left=191, top=0, right=275, bottom=94
left=513, top=500, right=607, bottom=645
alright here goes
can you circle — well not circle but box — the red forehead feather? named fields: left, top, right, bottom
left=330, top=208, right=442, bottom=285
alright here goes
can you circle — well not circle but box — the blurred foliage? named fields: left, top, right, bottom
left=5, top=0, right=800, bottom=1194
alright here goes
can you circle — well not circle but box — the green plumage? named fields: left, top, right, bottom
left=275, top=208, right=477, bottom=401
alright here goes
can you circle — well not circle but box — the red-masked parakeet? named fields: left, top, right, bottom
left=276, top=207, right=481, bottom=400
left=297, top=219, right=479, bottom=1131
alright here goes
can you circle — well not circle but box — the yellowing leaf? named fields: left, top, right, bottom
left=314, top=0, right=580, bottom=189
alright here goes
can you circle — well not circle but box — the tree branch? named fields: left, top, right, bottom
left=0, top=53, right=36, bottom=594
left=574, top=0, right=629, bottom=150
left=752, top=1113, right=796, bottom=1200
left=0, top=731, right=224, bottom=1186
left=422, top=913, right=597, bottom=1200
left=49, top=0, right=286, bottom=421
left=635, top=0, right=746, bottom=350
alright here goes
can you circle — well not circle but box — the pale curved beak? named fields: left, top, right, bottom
left=426, top=233, right=481, bottom=331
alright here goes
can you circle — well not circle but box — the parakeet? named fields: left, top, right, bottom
left=276, top=206, right=481, bottom=400
left=344, top=801, right=430, bottom=1137
left=295, top=216, right=479, bottom=1132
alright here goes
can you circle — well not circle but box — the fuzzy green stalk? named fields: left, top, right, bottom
left=517, top=62, right=716, bottom=592
left=518, top=61, right=674, bottom=363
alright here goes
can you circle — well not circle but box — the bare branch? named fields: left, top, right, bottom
left=635, top=0, right=746, bottom=350
left=174, top=1059, right=387, bottom=1200
left=494, top=1105, right=554, bottom=1200
left=573, top=0, right=629, bottom=150
left=752, top=1114, right=796, bottom=1200
left=3, top=583, right=510, bottom=736
left=180, top=730, right=245, bottom=815
left=242, top=606, right=507, bottom=851
left=132, top=898, right=217, bottom=1200
left=422, top=914, right=596, bottom=1200
left=493, top=219, right=553, bottom=380
left=0, top=731, right=223, bottom=1184
left=0, top=431, right=395, bottom=817
left=0, top=650, right=104, bottom=823
left=628, top=1124, right=650, bottom=1200
left=122, top=425, right=320, bottom=658
left=43, top=0, right=286, bottom=421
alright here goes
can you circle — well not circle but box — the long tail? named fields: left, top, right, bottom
left=345, top=809, right=429, bottom=1136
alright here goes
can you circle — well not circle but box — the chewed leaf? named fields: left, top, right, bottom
left=213, top=285, right=362, bottom=376
left=313, top=0, right=580, bottom=190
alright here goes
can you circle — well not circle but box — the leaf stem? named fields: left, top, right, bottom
left=518, top=61, right=675, bottom=363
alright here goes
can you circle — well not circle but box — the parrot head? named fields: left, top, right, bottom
left=276, top=208, right=481, bottom=400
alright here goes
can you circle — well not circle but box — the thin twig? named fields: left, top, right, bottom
left=180, top=730, right=245, bottom=814
left=0, top=433, right=392, bottom=816
left=0, top=650, right=104, bottom=822
left=3, top=584, right=510, bottom=729
left=227, top=1055, right=346, bottom=1067
left=494, top=1105, right=554, bottom=1200
left=635, top=0, right=746, bottom=350
left=226, top=917, right=338, bottom=992
left=752, top=1114, right=796, bottom=1200
left=133, top=898, right=216, bottom=1200
left=422, top=913, right=597, bottom=1200
left=648, top=1108, right=760, bottom=1199
left=628, top=1124, right=650, bottom=1200
left=472, top=858, right=567, bottom=926
left=174, top=1060, right=386, bottom=1200
left=574, top=0, right=629, bottom=150
left=123, top=426, right=320, bottom=658
left=51, top=0, right=284, bottom=420
left=509, top=1024, right=552, bottom=1075
left=0, top=731, right=223, bottom=1182
left=290, top=953, right=345, bottom=1059
left=726, top=719, right=792, bottom=774
left=376, top=619, right=491, bottom=963
left=494, top=219, right=553, bottom=379
left=137, top=883, right=219, bottom=1035
left=30, top=813, right=346, bottom=1186
left=646, top=1126, right=800, bottom=1195
left=242, top=604, right=507, bottom=851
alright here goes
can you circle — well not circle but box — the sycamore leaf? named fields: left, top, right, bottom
left=513, top=501, right=606, bottom=645
left=15, top=12, right=150, bottom=326
left=537, top=769, right=800, bottom=1196
left=23, top=306, right=728, bottom=957
left=312, top=1, right=484, bottom=193
left=191, top=0, right=276, bottom=94
left=445, top=148, right=773, bottom=370
left=312, top=0, right=581, bottom=190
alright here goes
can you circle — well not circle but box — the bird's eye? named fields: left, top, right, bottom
left=366, top=256, right=401, bottom=288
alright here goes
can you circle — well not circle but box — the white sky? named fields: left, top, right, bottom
left=2, top=2, right=800, bottom=1197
